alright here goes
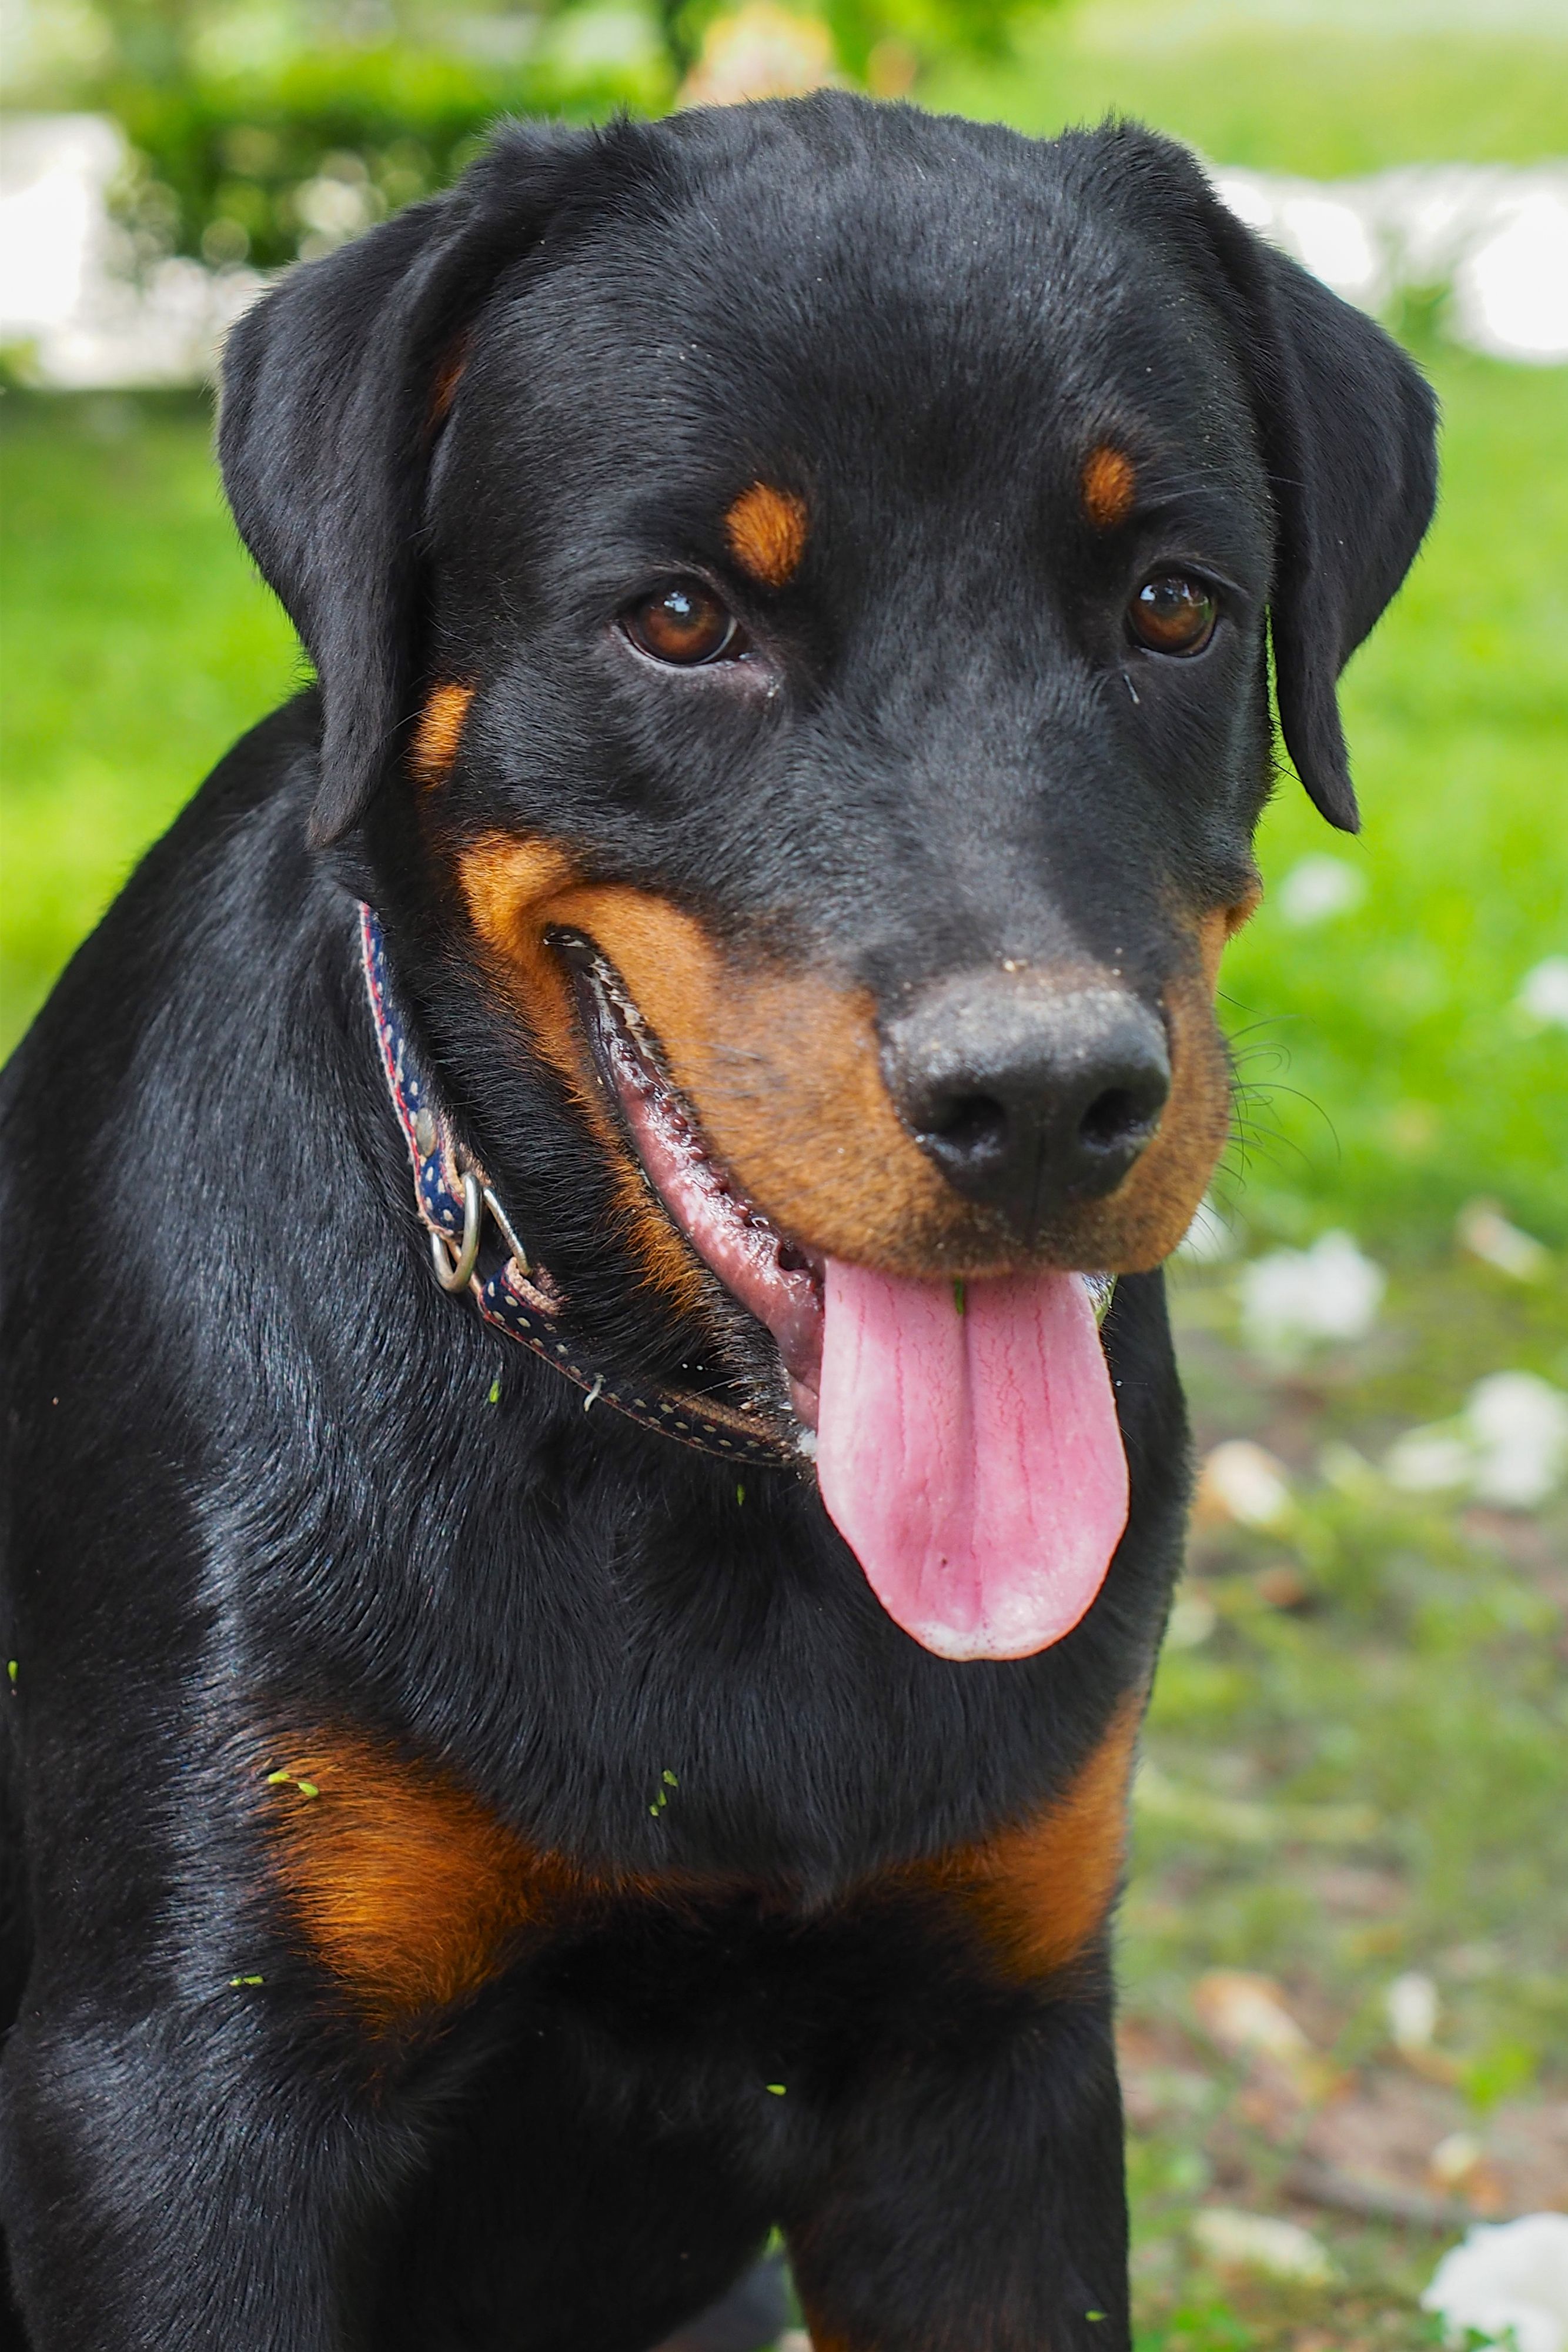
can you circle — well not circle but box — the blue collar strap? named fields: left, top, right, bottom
left=360, top=904, right=798, bottom=1469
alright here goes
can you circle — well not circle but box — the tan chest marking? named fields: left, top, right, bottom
left=912, top=1693, right=1143, bottom=1982
left=263, top=1733, right=571, bottom=2026
left=724, top=483, right=810, bottom=587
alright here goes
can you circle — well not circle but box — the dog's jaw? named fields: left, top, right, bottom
left=555, top=931, right=1132, bottom=1663
left=560, top=935, right=827, bottom=1432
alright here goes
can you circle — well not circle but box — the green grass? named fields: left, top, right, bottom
left=0, top=391, right=299, bottom=1043
left=1219, top=350, right=1568, bottom=1252
left=1126, top=1247, right=1568, bottom=2347
left=928, top=0, right=1568, bottom=178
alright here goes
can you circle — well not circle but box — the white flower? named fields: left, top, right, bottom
left=1196, top=1440, right=1293, bottom=1529
left=1276, top=854, right=1367, bottom=928
left=1457, top=1200, right=1550, bottom=1282
left=1386, top=1372, right=1568, bottom=1511
left=1516, top=956, right=1568, bottom=1030
left=1430, top=2132, right=1486, bottom=2190
left=1467, top=1372, right=1568, bottom=1509
left=1386, top=1970, right=1439, bottom=2053
left=1193, top=2207, right=1336, bottom=2284
left=1423, top=2214, right=1568, bottom=2352
left=1386, top=1429, right=1475, bottom=1494
left=1241, top=1231, right=1385, bottom=1362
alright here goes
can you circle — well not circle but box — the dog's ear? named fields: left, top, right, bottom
left=1087, top=128, right=1438, bottom=831
left=1239, top=242, right=1439, bottom=830
left=218, top=120, right=647, bottom=848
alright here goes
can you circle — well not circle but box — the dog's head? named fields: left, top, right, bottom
left=221, top=99, right=1434, bottom=1652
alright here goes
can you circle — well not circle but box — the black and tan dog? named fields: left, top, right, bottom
left=0, top=95, right=1434, bottom=2351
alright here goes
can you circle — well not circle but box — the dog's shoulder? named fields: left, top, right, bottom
left=0, top=689, right=367, bottom=1441
left=1, top=691, right=329, bottom=1142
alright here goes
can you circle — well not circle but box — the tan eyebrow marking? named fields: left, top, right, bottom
left=410, top=682, right=474, bottom=786
left=724, top=483, right=810, bottom=588
left=1081, top=444, right=1137, bottom=529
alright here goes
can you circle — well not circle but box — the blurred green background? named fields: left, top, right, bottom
left=2, top=1, right=1566, bottom=2346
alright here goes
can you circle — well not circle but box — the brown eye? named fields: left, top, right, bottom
left=1128, top=573, right=1218, bottom=656
left=622, top=582, right=738, bottom=666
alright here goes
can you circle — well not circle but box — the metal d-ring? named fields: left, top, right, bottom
left=429, top=1169, right=484, bottom=1292
left=482, top=1185, right=530, bottom=1278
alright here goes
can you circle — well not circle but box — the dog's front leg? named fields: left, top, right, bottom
left=0, top=1996, right=410, bottom=2351
left=785, top=1985, right=1129, bottom=2352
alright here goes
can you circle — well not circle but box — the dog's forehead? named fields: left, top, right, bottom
left=468, top=141, right=1253, bottom=506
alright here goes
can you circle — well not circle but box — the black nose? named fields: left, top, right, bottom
left=883, top=972, right=1171, bottom=1238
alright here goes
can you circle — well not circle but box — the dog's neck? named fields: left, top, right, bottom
left=360, top=902, right=804, bottom=1472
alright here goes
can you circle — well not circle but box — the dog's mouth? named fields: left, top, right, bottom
left=555, top=931, right=1131, bottom=1663
left=557, top=932, right=828, bottom=1434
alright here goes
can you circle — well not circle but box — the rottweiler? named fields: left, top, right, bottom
left=0, top=93, right=1435, bottom=2352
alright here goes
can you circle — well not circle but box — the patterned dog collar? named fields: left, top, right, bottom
left=360, top=904, right=803, bottom=1469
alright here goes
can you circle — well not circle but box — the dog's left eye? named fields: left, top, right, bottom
left=621, top=583, right=741, bottom=666
left=1128, top=573, right=1218, bottom=656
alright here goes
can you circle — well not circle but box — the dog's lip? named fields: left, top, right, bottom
left=551, top=931, right=827, bottom=1429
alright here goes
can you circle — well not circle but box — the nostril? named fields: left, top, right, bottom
left=1078, top=1084, right=1161, bottom=1155
left=928, top=1093, right=1008, bottom=1157
left=885, top=973, right=1174, bottom=1231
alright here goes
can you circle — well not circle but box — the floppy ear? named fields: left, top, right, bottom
left=1240, top=243, right=1439, bottom=830
left=218, top=119, right=647, bottom=847
left=1087, top=128, right=1438, bottom=831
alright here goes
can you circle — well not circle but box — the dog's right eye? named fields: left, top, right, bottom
left=621, top=583, right=740, bottom=666
left=1127, top=573, right=1217, bottom=656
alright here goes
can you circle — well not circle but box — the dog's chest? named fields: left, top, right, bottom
left=258, top=1694, right=1138, bottom=2037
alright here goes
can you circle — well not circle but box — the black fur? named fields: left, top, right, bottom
left=0, top=96, right=1435, bottom=2350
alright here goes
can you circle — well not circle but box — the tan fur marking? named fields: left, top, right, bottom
left=265, top=1735, right=562, bottom=2024
left=1195, top=883, right=1262, bottom=996
left=457, top=836, right=1246, bottom=1287
left=457, top=834, right=945, bottom=1277
left=1082, top=443, right=1137, bottom=529
left=724, top=483, right=810, bottom=588
left=457, top=840, right=713, bottom=1316
left=410, top=683, right=475, bottom=786
left=917, top=1693, right=1143, bottom=1981
left=699, top=950, right=1233, bottom=1275
left=1072, top=963, right=1233, bottom=1269
left=429, top=332, right=472, bottom=427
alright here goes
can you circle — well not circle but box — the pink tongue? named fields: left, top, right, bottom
left=816, top=1263, right=1129, bottom=1661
